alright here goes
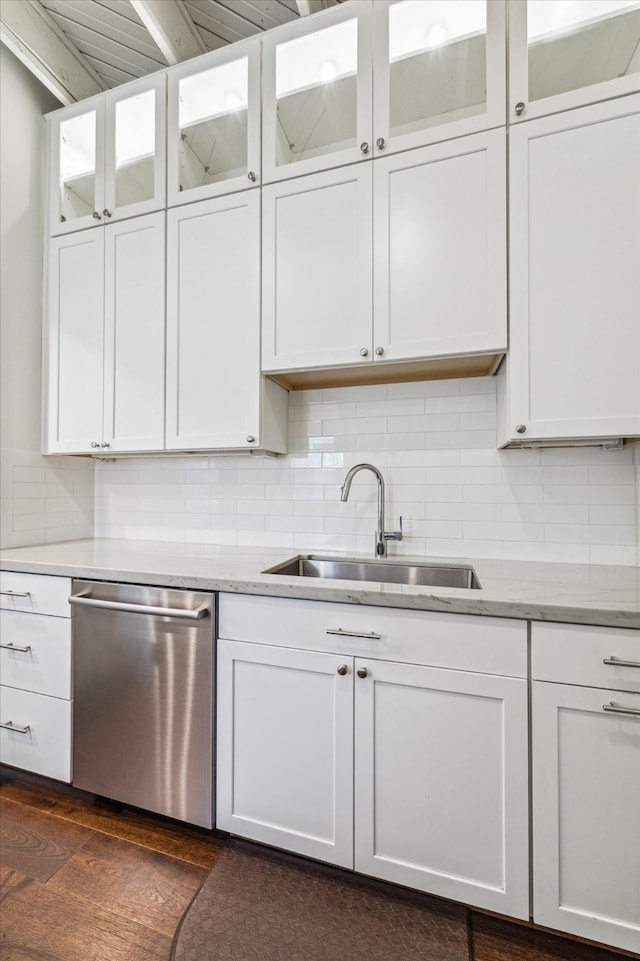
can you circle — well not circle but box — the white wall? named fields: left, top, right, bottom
left=0, top=46, right=94, bottom=548
left=95, top=378, right=640, bottom=566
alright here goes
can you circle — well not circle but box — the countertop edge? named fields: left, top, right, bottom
left=2, top=556, right=639, bottom=630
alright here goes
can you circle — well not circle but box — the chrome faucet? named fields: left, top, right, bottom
left=340, top=463, right=403, bottom=558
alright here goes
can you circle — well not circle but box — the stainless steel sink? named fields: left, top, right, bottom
left=262, top=555, right=481, bottom=589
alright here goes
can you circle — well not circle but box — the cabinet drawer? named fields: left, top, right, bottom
left=0, top=686, right=72, bottom=782
left=0, top=572, right=72, bottom=618
left=219, top=594, right=527, bottom=677
left=0, top=610, right=72, bottom=699
left=532, top=623, right=640, bottom=693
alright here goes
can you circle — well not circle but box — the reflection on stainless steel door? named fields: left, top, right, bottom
left=71, top=579, right=214, bottom=828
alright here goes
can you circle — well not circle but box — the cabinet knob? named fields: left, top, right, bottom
left=90, top=441, right=100, bottom=448
left=248, top=171, right=257, bottom=182
left=376, top=137, right=386, bottom=150
left=515, top=424, right=527, bottom=434
left=515, top=102, right=526, bottom=116
left=360, top=347, right=369, bottom=357
left=375, top=346, right=385, bottom=356
left=337, top=664, right=348, bottom=676
left=246, top=435, right=256, bottom=444
left=360, top=142, right=369, bottom=155
left=100, top=441, right=110, bottom=448
left=357, top=667, right=368, bottom=679
left=92, top=211, right=102, bottom=220
left=102, top=209, right=112, bottom=218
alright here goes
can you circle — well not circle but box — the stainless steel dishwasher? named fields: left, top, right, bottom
left=70, top=579, right=214, bottom=828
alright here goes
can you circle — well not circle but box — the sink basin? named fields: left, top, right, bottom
left=262, top=555, right=481, bottom=590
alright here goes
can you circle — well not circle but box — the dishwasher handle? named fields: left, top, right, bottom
left=69, top=592, right=210, bottom=620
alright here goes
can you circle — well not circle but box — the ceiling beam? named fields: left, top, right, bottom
left=296, top=0, right=338, bottom=15
left=130, top=0, right=206, bottom=65
left=0, top=0, right=106, bottom=105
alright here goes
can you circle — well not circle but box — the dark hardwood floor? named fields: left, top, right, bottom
left=0, top=770, right=636, bottom=961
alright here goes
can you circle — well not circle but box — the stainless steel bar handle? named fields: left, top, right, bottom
left=326, top=628, right=381, bottom=640
left=603, top=656, right=640, bottom=669
left=603, top=701, right=640, bottom=717
left=0, top=642, right=32, bottom=653
left=0, top=590, right=31, bottom=597
left=0, top=720, right=31, bottom=734
left=69, top=593, right=210, bottom=620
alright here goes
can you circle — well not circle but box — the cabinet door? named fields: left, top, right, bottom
left=104, top=73, right=166, bottom=220
left=373, top=0, right=506, bottom=155
left=46, top=229, right=105, bottom=453
left=166, top=192, right=262, bottom=450
left=509, top=0, right=640, bottom=124
left=167, top=38, right=261, bottom=206
left=507, top=97, right=640, bottom=442
left=217, top=639, right=354, bottom=867
left=48, top=96, right=105, bottom=236
left=102, top=213, right=165, bottom=452
left=262, top=164, right=373, bottom=373
left=355, top=659, right=529, bottom=918
left=262, top=0, right=373, bottom=182
left=374, top=128, right=506, bottom=362
left=0, top=686, right=72, bottom=782
left=532, top=681, right=640, bottom=954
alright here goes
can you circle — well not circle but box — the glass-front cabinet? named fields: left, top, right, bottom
left=47, top=74, right=166, bottom=236
left=509, top=0, right=640, bottom=122
left=373, top=0, right=506, bottom=154
left=262, top=0, right=373, bottom=182
left=167, top=38, right=261, bottom=206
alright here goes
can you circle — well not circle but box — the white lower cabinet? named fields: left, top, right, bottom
left=354, top=658, right=528, bottom=917
left=217, top=594, right=529, bottom=918
left=532, top=623, right=640, bottom=954
left=217, top=639, right=354, bottom=867
left=0, top=573, right=73, bottom=782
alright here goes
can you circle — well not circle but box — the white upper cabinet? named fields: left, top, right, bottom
left=374, top=128, right=506, bottom=363
left=46, top=213, right=166, bottom=454
left=509, top=0, right=640, bottom=124
left=262, top=129, right=506, bottom=378
left=48, top=74, right=166, bottom=236
left=166, top=192, right=287, bottom=452
left=262, top=0, right=374, bottom=182
left=500, top=97, right=640, bottom=445
left=262, top=163, right=373, bottom=373
left=167, top=38, right=261, bottom=206
left=373, top=0, right=506, bottom=155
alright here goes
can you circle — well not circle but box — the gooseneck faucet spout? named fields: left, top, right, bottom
left=340, top=463, right=403, bottom=558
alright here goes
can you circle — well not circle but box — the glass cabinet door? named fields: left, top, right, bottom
left=48, top=97, right=104, bottom=236
left=105, top=73, right=166, bottom=220
left=167, top=38, right=260, bottom=206
left=373, top=0, right=506, bottom=155
left=262, top=0, right=373, bottom=183
left=509, top=0, right=640, bottom=122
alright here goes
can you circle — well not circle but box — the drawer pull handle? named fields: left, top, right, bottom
left=326, top=628, right=381, bottom=640
left=603, top=656, right=640, bottom=669
left=0, top=720, right=31, bottom=735
left=0, top=590, right=31, bottom=598
left=603, top=701, right=640, bottom=717
left=0, top=643, right=32, bottom=653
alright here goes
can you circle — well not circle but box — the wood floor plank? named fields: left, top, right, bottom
left=471, top=914, right=635, bottom=961
left=0, top=798, right=94, bottom=882
left=0, top=772, right=221, bottom=868
left=45, top=831, right=207, bottom=938
left=0, top=872, right=171, bottom=961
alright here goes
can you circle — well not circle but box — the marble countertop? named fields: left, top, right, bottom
left=1, top=539, right=639, bottom=629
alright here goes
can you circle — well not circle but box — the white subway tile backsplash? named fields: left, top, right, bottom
left=81, top=378, right=640, bottom=566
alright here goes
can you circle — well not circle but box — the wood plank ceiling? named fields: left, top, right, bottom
left=36, top=0, right=335, bottom=88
